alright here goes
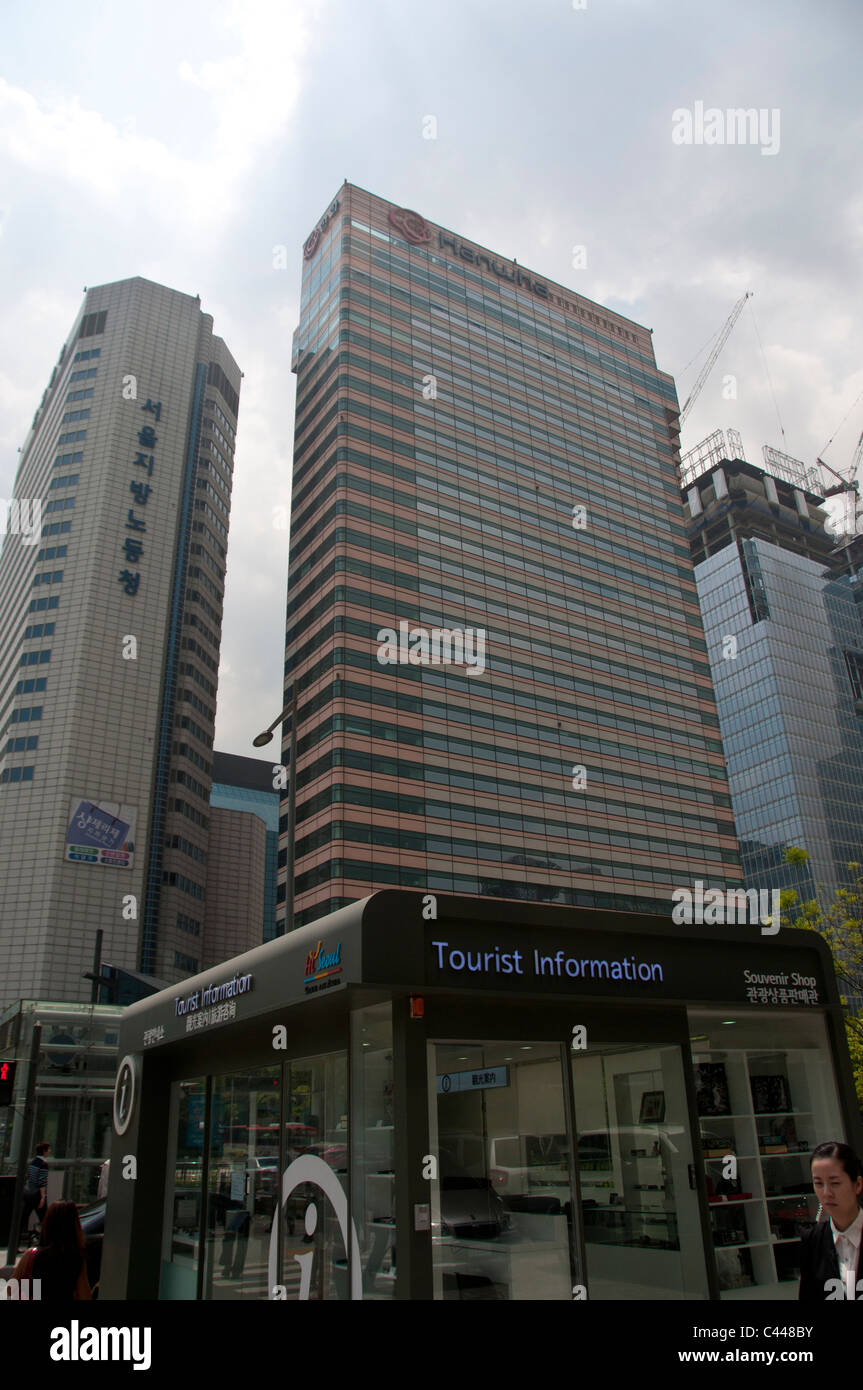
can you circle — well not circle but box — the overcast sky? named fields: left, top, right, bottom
left=1, top=0, right=861, bottom=757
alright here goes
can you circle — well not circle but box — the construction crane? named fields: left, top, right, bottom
left=816, top=431, right=863, bottom=537
left=679, top=292, right=752, bottom=425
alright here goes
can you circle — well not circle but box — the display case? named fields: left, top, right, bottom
left=689, top=1009, right=845, bottom=1300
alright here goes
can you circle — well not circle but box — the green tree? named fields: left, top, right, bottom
left=780, top=849, right=863, bottom=1107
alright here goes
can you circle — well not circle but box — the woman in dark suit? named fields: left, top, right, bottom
left=799, top=1141, right=863, bottom=1301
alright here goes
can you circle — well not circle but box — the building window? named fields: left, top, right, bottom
left=29, top=596, right=60, bottom=611
left=78, top=310, right=107, bottom=338
left=6, top=736, right=38, bottom=753
left=20, top=651, right=51, bottom=666
left=60, top=409, right=90, bottom=424
left=0, top=766, right=35, bottom=783
left=72, top=347, right=101, bottom=363
left=10, top=706, right=42, bottom=723
left=15, top=678, right=47, bottom=694
left=845, top=650, right=863, bottom=706
left=173, top=951, right=199, bottom=973
left=176, top=913, right=201, bottom=937
left=49, top=475, right=78, bottom=489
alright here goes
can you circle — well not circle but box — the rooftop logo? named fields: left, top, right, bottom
left=388, top=206, right=431, bottom=245
left=303, top=199, right=341, bottom=260
left=376, top=621, right=486, bottom=676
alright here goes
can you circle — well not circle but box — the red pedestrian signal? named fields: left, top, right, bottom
left=0, top=1060, right=16, bottom=1105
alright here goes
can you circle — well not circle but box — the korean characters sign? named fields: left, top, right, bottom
left=65, top=797, right=137, bottom=868
left=118, top=396, right=162, bottom=598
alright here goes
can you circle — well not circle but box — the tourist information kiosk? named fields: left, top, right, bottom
left=100, top=890, right=861, bottom=1301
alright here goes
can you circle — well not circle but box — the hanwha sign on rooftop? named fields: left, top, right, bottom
left=388, top=207, right=431, bottom=245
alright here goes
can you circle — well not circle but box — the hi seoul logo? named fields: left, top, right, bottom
left=672, top=101, right=780, bottom=156
left=376, top=621, right=486, bottom=676
left=672, top=882, right=780, bottom=934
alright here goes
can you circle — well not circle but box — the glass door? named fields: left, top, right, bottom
left=571, top=1043, right=709, bottom=1299
left=428, top=1040, right=579, bottom=1300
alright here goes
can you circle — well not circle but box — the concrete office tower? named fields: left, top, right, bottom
left=205, top=751, right=280, bottom=965
left=0, top=278, right=240, bottom=1008
left=278, top=184, right=741, bottom=933
left=683, top=430, right=863, bottom=902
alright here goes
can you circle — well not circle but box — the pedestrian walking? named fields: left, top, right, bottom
left=20, top=1140, right=50, bottom=1243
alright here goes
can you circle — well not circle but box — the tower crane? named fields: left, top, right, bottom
left=679, top=292, right=752, bottom=425
left=816, top=431, right=863, bottom=537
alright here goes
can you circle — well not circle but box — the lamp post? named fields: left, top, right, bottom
left=254, top=678, right=298, bottom=936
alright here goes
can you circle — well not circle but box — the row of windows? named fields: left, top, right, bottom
left=10, top=706, right=42, bottom=722
left=72, top=347, right=100, bottom=363
left=78, top=311, right=106, bottom=339
left=163, top=870, right=205, bottom=900
left=24, top=622, right=55, bottom=639
left=174, top=951, right=200, bottom=972
left=174, top=796, right=209, bottom=829
left=6, top=736, right=38, bottom=753
left=20, top=651, right=50, bottom=666
left=33, top=571, right=63, bottom=586
left=44, top=521, right=72, bottom=536
left=168, top=833, right=208, bottom=865
left=188, top=567, right=223, bottom=603
left=45, top=498, right=75, bottom=513
left=291, top=746, right=734, bottom=839
left=182, top=663, right=216, bottom=699
left=177, top=912, right=202, bottom=937
left=174, top=739, right=211, bottom=774
left=185, top=588, right=222, bottom=628
left=16, top=678, right=47, bottom=694
left=49, top=474, right=78, bottom=489
left=66, top=387, right=94, bottom=403
left=294, top=673, right=725, bottom=785
left=58, top=430, right=86, bottom=446
left=173, top=767, right=209, bottom=799
left=291, top=781, right=736, bottom=863
left=292, top=819, right=729, bottom=878
left=181, top=689, right=215, bottom=724
left=61, top=408, right=90, bottom=424
left=204, top=398, right=236, bottom=443
left=197, top=457, right=231, bottom=500
left=54, top=451, right=83, bottom=468
left=0, top=766, right=34, bottom=783
left=184, top=610, right=220, bottom=650
left=36, top=547, right=66, bottom=562
left=29, top=595, right=60, bottom=611
left=196, top=477, right=230, bottom=520
left=178, top=714, right=213, bottom=750
left=69, top=367, right=98, bottom=383
left=202, top=417, right=234, bottom=458
left=296, top=709, right=728, bottom=809
left=182, top=637, right=218, bottom=674
left=194, top=499, right=228, bottom=539
left=192, top=520, right=226, bottom=561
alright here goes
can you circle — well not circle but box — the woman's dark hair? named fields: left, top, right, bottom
left=35, top=1140, right=50, bottom=1155
left=37, top=1201, right=86, bottom=1291
left=811, top=1141, right=863, bottom=1184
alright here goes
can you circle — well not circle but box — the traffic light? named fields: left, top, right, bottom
left=0, top=1060, right=17, bottom=1106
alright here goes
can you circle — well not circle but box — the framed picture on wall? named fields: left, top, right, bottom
left=694, top=1063, right=731, bottom=1116
left=750, top=1074, right=791, bottom=1114
left=639, top=1090, right=666, bottom=1123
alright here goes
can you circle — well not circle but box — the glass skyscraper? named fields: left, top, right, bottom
left=0, top=278, right=241, bottom=1007
left=685, top=435, right=863, bottom=902
left=278, top=184, right=742, bottom=933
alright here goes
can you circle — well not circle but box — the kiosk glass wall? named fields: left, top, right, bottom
left=428, top=1040, right=576, bottom=1300
left=203, top=1065, right=281, bottom=1300
left=351, top=1003, right=395, bottom=1298
left=280, top=1052, right=349, bottom=1300
left=571, top=1043, right=707, bottom=1300
left=161, top=1077, right=207, bottom=1299
left=688, top=1007, right=845, bottom=1299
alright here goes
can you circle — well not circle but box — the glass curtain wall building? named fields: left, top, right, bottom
left=278, top=185, right=741, bottom=933
left=0, top=278, right=241, bottom=1008
left=684, top=439, right=863, bottom=902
